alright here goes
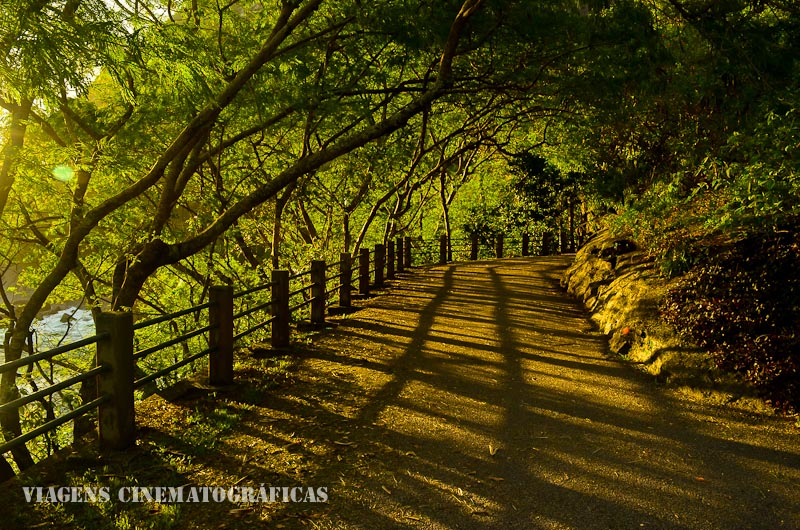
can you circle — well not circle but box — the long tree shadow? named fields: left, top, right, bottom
left=65, top=256, right=796, bottom=530
left=231, top=256, right=799, bottom=529
left=484, top=258, right=800, bottom=529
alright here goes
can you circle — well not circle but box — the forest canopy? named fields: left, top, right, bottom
left=1, top=0, right=798, bottom=473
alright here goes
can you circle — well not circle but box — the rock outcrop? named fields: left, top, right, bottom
left=561, top=229, right=759, bottom=404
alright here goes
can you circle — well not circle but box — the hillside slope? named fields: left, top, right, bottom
left=561, top=230, right=772, bottom=411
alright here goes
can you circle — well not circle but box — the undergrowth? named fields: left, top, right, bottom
left=607, top=169, right=800, bottom=412
left=660, top=221, right=800, bottom=413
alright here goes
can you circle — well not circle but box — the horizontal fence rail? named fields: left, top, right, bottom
left=0, top=328, right=110, bottom=457
left=0, top=232, right=555, bottom=472
left=0, top=333, right=108, bottom=376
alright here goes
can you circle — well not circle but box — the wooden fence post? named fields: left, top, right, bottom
left=386, top=242, right=395, bottom=280
left=470, top=233, right=478, bottom=260
left=439, top=235, right=447, bottom=265
left=271, top=270, right=290, bottom=348
left=404, top=236, right=412, bottom=268
left=374, top=244, right=385, bottom=287
left=396, top=237, right=404, bottom=273
left=96, top=311, right=135, bottom=450
left=496, top=233, right=504, bottom=259
left=522, top=233, right=530, bottom=257
left=310, top=260, right=326, bottom=325
left=339, top=252, right=352, bottom=307
left=359, top=248, right=370, bottom=296
left=209, top=285, right=234, bottom=386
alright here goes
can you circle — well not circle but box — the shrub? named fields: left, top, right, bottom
left=661, top=220, right=800, bottom=412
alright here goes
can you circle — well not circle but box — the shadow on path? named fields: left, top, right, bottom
left=154, top=257, right=800, bottom=529
left=240, top=256, right=800, bottom=529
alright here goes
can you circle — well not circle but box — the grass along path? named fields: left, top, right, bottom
left=3, top=256, right=799, bottom=529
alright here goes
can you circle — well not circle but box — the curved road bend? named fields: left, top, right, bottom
left=260, top=256, right=800, bottom=529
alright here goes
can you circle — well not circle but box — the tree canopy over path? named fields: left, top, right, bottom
left=5, top=257, right=798, bottom=529
left=2, top=0, right=799, bottom=478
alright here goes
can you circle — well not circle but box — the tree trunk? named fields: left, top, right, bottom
left=355, top=186, right=400, bottom=253
left=271, top=183, right=296, bottom=270
left=0, top=455, right=13, bottom=481
left=0, top=98, right=32, bottom=217
left=568, top=197, right=575, bottom=252
left=380, top=194, right=405, bottom=251
left=343, top=212, right=351, bottom=253
left=0, top=320, right=35, bottom=472
left=439, top=169, right=452, bottom=260
left=0, top=325, right=35, bottom=472
left=74, top=308, right=101, bottom=439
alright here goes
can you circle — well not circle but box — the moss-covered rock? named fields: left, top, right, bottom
left=562, top=229, right=762, bottom=407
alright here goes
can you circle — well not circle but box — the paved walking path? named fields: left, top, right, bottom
left=255, top=256, right=800, bottom=529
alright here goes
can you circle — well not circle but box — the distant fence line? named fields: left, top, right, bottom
left=0, top=233, right=551, bottom=463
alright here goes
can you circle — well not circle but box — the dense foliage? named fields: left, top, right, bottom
left=0, top=0, right=624, bottom=475
left=560, top=1, right=800, bottom=412
left=661, top=221, right=800, bottom=412
left=1, top=0, right=799, bottom=478
left=459, top=154, right=586, bottom=253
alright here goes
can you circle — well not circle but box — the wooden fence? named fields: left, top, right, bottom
left=0, top=233, right=545, bottom=460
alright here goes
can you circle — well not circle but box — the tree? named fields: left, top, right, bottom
left=2, top=0, right=693, bottom=475
left=1, top=0, right=492, bottom=473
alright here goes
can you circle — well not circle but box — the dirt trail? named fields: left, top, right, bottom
left=5, top=256, right=798, bottom=529
left=248, top=257, right=799, bottom=529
